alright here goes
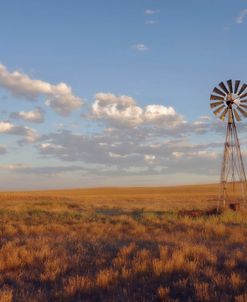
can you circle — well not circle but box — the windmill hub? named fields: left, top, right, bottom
left=226, top=93, right=240, bottom=108
left=226, top=99, right=232, bottom=108
left=210, top=79, right=247, bottom=209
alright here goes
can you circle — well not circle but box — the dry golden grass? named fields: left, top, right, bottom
left=0, top=184, right=247, bottom=301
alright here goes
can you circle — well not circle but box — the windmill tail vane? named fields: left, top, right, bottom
left=210, top=80, right=247, bottom=209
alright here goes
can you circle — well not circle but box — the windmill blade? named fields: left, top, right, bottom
left=210, top=101, right=224, bottom=108
left=210, top=94, right=225, bottom=101
left=228, top=109, right=233, bottom=124
left=238, top=84, right=247, bottom=96
left=219, top=107, right=228, bottom=120
left=239, top=104, right=247, bottom=109
left=239, top=92, right=247, bottom=99
left=236, top=105, right=247, bottom=118
left=227, top=80, right=233, bottom=93
left=233, top=109, right=241, bottom=121
left=213, top=87, right=226, bottom=97
left=234, top=80, right=241, bottom=94
left=219, top=82, right=229, bottom=94
left=213, top=105, right=225, bottom=116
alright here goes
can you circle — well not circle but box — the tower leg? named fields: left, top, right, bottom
left=219, top=117, right=247, bottom=209
left=219, top=123, right=230, bottom=209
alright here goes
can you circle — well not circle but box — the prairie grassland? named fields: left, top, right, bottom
left=0, top=184, right=247, bottom=302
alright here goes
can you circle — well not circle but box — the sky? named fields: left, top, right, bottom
left=0, top=0, right=247, bottom=190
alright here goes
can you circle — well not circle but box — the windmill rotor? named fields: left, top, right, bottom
left=210, top=80, right=247, bottom=123
left=210, top=79, right=247, bottom=209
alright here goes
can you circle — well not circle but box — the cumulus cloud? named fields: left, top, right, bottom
left=144, top=154, right=156, bottom=164
left=236, top=9, right=247, bottom=24
left=37, top=130, right=143, bottom=168
left=91, top=93, right=186, bottom=129
left=0, top=63, right=83, bottom=116
left=38, top=130, right=106, bottom=163
left=146, top=20, right=158, bottom=25
left=34, top=125, right=225, bottom=179
left=109, top=152, right=128, bottom=159
left=10, top=107, right=44, bottom=123
left=0, top=121, right=38, bottom=142
left=133, top=44, right=149, bottom=52
left=172, top=150, right=218, bottom=160
left=144, top=105, right=177, bottom=123
left=92, top=93, right=143, bottom=126
left=145, top=9, right=160, bottom=15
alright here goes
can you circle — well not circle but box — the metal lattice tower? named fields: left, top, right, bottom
left=210, top=80, right=247, bottom=209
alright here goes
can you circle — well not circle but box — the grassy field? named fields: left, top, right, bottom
left=0, top=184, right=247, bottom=302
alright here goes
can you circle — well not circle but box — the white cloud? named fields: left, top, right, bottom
left=123, top=166, right=149, bottom=174
left=0, top=121, right=13, bottom=132
left=0, top=64, right=83, bottom=116
left=92, top=93, right=143, bottom=126
left=0, top=121, right=38, bottom=142
left=10, top=107, right=44, bottom=123
left=146, top=20, right=158, bottom=25
left=45, top=94, right=82, bottom=116
left=236, top=9, right=247, bottom=24
left=144, top=154, right=155, bottom=164
left=144, top=105, right=176, bottom=122
left=109, top=152, right=128, bottom=158
left=145, top=9, right=159, bottom=15
left=133, top=44, right=149, bottom=52
left=172, top=151, right=184, bottom=159
left=197, top=150, right=218, bottom=160
left=41, top=143, right=64, bottom=151
left=91, top=93, right=186, bottom=129
left=173, top=150, right=218, bottom=161
left=93, top=93, right=136, bottom=107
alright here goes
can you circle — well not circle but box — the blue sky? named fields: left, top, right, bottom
left=0, top=0, right=247, bottom=189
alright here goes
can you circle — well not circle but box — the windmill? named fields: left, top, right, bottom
left=210, top=80, right=247, bottom=209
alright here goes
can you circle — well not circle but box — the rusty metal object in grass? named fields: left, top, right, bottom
left=178, top=207, right=223, bottom=218
left=229, top=203, right=241, bottom=211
